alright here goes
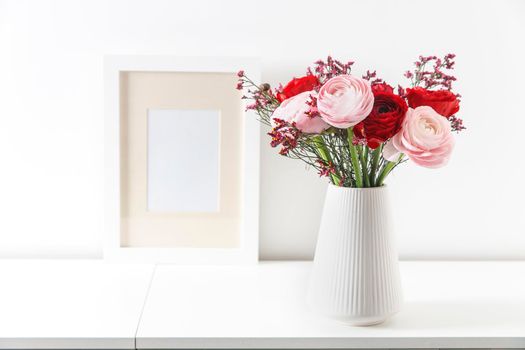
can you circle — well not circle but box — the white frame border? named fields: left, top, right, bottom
left=104, top=56, right=260, bottom=264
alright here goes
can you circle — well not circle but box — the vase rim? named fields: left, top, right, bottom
left=327, top=183, right=387, bottom=191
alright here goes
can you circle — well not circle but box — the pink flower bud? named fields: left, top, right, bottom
left=271, top=91, right=329, bottom=134
left=317, top=75, right=374, bottom=129
left=383, top=106, right=455, bottom=168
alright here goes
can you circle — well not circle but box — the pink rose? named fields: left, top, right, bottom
left=271, top=91, right=329, bottom=134
left=383, top=106, right=455, bottom=168
left=317, top=75, right=374, bottom=128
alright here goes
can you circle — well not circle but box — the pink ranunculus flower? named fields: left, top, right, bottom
left=317, top=75, right=374, bottom=128
left=271, top=90, right=330, bottom=134
left=383, top=106, right=455, bottom=168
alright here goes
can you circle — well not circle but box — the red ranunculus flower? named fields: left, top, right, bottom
left=354, top=83, right=408, bottom=149
left=405, top=87, right=460, bottom=117
left=276, top=75, right=320, bottom=102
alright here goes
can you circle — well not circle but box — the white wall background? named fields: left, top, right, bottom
left=0, top=0, right=524, bottom=259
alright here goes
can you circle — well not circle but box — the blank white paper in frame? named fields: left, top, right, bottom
left=147, top=109, right=220, bottom=213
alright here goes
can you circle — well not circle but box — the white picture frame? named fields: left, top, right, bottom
left=104, top=56, right=260, bottom=264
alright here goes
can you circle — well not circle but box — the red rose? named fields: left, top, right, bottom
left=354, top=83, right=407, bottom=149
left=405, top=87, right=460, bottom=117
left=277, top=75, right=320, bottom=102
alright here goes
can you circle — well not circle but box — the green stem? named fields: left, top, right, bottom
left=313, top=135, right=340, bottom=185
left=347, top=129, right=362, bottom=188
left=376, top=154, right=404, bottom=186
left=369, top=146, right=382, bottom=186
left=357, top=145, right=370, bottom=187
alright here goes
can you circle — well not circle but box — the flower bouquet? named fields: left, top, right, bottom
left=238, top=55, right=465, bottom=325
left=237, top=54, right=463, bottom=187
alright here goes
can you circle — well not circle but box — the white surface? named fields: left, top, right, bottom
left=0, top=260, right=154, bottom=349
left=308, top=185, right=402, bottom=325
left=1, top=260, right=524, bottom=349
left=1, top=0, right=525, bottom=260
left=147, top=109, right=220, bottom=213
left=104, top=55, right=260, bottom=264
left=137, top=261, right=525, bottom=349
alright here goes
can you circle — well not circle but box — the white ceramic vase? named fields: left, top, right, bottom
left=307, top=184, right=403, bottom=326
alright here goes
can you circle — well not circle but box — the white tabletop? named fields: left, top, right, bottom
left=136, top=261, right=525, bottom=349
left=1, top=260, right=524, bottom=349
left=0, top=260, right=154, bottom=349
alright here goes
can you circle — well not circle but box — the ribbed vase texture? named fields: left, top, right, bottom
left=307, top=185, right=402, bottom=326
